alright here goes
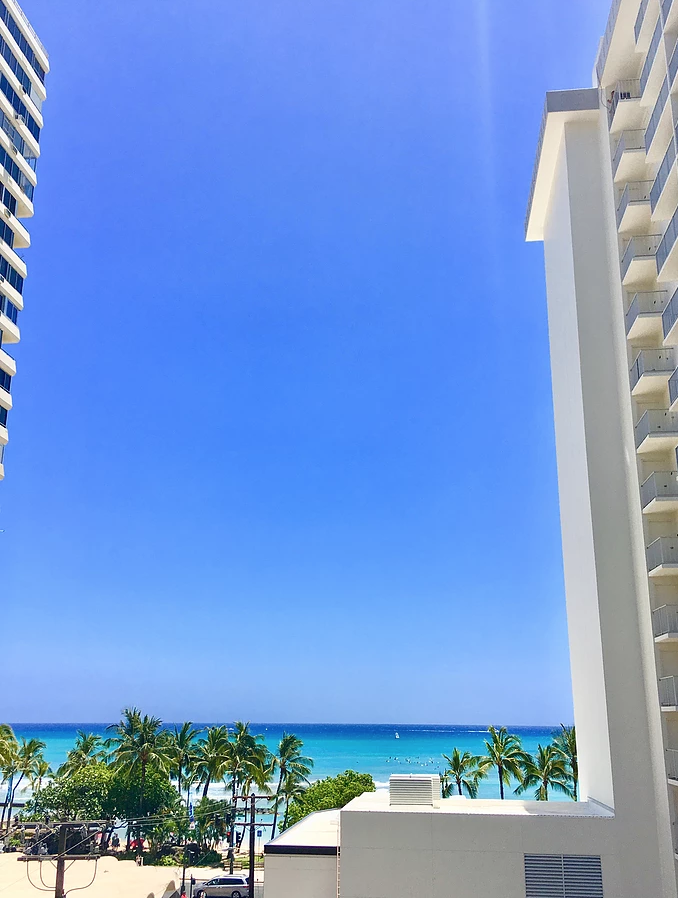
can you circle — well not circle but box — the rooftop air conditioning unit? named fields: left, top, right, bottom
left=389, top=775, right=441, bottom=807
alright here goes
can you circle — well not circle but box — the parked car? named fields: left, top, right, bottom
left=195, top=874, right=250, bottom=898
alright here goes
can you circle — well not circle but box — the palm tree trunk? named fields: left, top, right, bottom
left=202, top=775, right=211, bottom=799
left=6, top=774, right=23, bottom=832
left=0, top=776, right=10, bottom=830
left=283, top=796, right=290, bottom=831
left=137, top=761, right=146, bottom=856
left=229, top=778, right=237, bottom=874
left=498, top=765, right=504, bottom=800
left=271, top=770, right=284, bottom=839
left=457, top=779, right=463, bottom=797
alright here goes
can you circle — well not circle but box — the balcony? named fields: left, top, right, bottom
left=660, top=676, right=678, bottom=710
left=636, top=0, right=652, bottom=45
left=648, top=538, right=678, bottom=576
left=608, top=80, right=642, bottom=133
left=630, top=348, right=675, bottom=396
left=645, top=78, right=671, bottom=161
left=616, top=180, right=652, bottom=230
left=612, top=130, right=646, bottom=182
left=650, top=132, right=678, bottom=218
left=640, top=17, right=665, bottom=100
left=641, top=472, right=678, bottom=512
left=626, top=291, right=668, bottom=339
left=666, top=0, right=678, bottom=32
left=635, top=409, right=678, bottom=452
left=621, top=234, right=662, bottom=285
left=657, top=206, right=678, bottom=279
left=0, top=344, right=15, bottom=379
left=669, top=749, right=678, bottom=785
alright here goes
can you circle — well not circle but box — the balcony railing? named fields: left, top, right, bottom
left=670, top=369, right=678, bottom=405
left=626, top=290, right=669, bottom=333
left=663, top=287, right=678, bottom=337
left=617, top=180, right=652, bottom=225
left=651, top=133, right=677, bottom=210
left=660, top=676, right=678, bottom=707
left=646, top=77, right=669, bottom=149
left=654, top=604, right=678, bottom=637
left=641, top=18, right=664, bottom=94
left=621, top=234, right=662, bottom=279
left=658, top=206, right=678, bottom=272
left=630, top=348, right=676, bottom=390
left=641, top=472, right=678, bottom=508
left=668, top=748, right=678, bottom=781
left=635, top=409, right=678, bottom=447
left=609, top=80, right=642, bottom=129
left=648, top=538, right=678, bottom=572
left=612, top=130, right=645, bottom=176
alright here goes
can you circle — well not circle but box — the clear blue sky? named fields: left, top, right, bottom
left=3, top=0, right=609, bottom=724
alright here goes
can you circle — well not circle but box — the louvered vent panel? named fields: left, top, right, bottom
left=563, top=855, right=603, bottom=897
left=389, top=774, right=441, bottom=806
left=525, top=855, right=566, bottom=898
left=525, top=854, right=603, bottom=898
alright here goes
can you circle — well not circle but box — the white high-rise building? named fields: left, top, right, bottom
left=0, top=0, right=47, bottom=481
left=263, top=0, right=678, bottom=896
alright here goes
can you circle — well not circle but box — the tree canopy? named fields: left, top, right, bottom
left=284, top=770, right=375, bottom=829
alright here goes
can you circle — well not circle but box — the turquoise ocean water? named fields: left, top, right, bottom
left=11, top=723, right=560, bottom=800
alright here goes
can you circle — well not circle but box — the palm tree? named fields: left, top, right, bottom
left=278, top=776, right=307, bottom=832
left=482, top=726, right=528, bottom=800
left=552, top=724, right=578, bottom=801
left=515, top=744, right=575, bottom=801
left=270, top=734, right=313, bottom=838
left=196, top=726, right=231, bottom=799
left=0, top=725, right=17, bottom=831
left=31, top=760, right=52, bottom=793
left=58, top=731, right=106, bottom=776
left=441, top=748, right=490, bottom=799
left=224, top=722, right=270, bottom=872
left=168, top=722, right=202, bottom=802
left=4, top=737, right=46, bottom=830
left=107, top=708, right=171, bottom=821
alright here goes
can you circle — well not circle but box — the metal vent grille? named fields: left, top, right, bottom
left=525, top=855, right=603, bottom=898
left=389, top=774, right=441, bottom=806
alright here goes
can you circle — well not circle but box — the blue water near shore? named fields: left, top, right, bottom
left=11, top=723, right=560, bottom=800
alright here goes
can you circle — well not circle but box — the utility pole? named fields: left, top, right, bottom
left=54, top=824, right=67, bottom=898
left=249, top=794, right=255, bottom=897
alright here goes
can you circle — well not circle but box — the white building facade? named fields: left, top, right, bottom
left=264, top=0, right=678, bottom=895
left=0, top=0, right=47, bottom=481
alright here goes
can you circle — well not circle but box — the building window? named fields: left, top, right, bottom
left=0, top=2, right=45, bottom=83
left=0, top=73, right=39, bottom=141
left=0, top=291, right=18, bottom=323
left=0, top=368, right=10, bottom=392
left=0, top=405, right=7, bottom=427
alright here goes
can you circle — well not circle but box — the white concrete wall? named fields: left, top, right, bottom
left=339, top=806, right=620, bottom=898
left=263, top=855, right=336, bottom=898
left=543, top=114, right=676, bottom=896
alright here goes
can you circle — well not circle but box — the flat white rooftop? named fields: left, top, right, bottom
left=265, top=809, right=340, bottom=855
left=346, top=791, right=614, bottom=818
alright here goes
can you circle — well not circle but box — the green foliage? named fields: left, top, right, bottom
left=26, top=763, right=114, bottom=820
left=552, top=725, right=578, bottom=801
left=482, top=726, right=530, bottom=800
left=515, top=743, right=575, bottom=801
left=108, top=765, right=179, bottom=821
left=284, top=770, right=375, bottom=830
left=441, top=749, right=490, bottom=798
